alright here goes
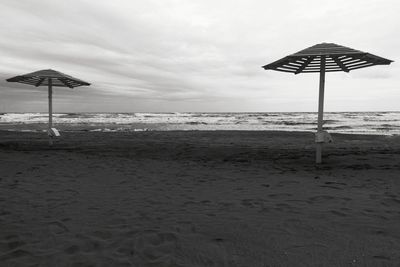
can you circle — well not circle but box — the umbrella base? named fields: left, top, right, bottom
left=47, top=128, right=61, bottom=137
left=315, top=131, right=333, bottom=164
left=47, top=128, right=60, bottom=146
left=315, top=131, right=333, bottom=143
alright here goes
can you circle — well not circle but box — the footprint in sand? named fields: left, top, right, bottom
left=91, top=230, right=113, bottom=240
left=369, top=194, right=380, bottom=200
left=0, top=210, right=11, bottom=216
left=381, top=197, right=400, bottom=207
left=371, top=229, right=388, bottom=236
left=330, top=210, right=347, bottom=217
left=183, top=201, right=197, bottom=207
left=114, top=230, right=179, bottom=265
left=319, top=185, right=343, bottom=190
left=200, top=200, right=211, bottom=205
left=217, top=201, right=235, bottom=209
left=64, top=244, right=80, bottom=255
left=0, top=248, right=33, bottom=262
left=241, top=198, right=266, bottom=208
left=373, top=255, right=391, bottom=261
left=0, top=235, right=31, bottom=262
left=325, top=181, right=347, bottom=186
left=307, top=195, right=335, bottom=204
left=276, top=180, right=300, bottom=187
left=2, top=238, right=26, bottom=252
left=48, top=221, right=69, bottom=234
left=268, top=193, right=293, bottom=199
left=62, top=233, right=106, bottom=256
left=274, top=202, right=297, bottom=213
left=175, top=220, right=197, bottom=233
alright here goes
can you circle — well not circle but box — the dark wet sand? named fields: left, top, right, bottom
left=1, top=130, right=400, bottom=266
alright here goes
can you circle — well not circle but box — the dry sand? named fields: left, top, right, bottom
left=1, top=130, right=400, bottom=266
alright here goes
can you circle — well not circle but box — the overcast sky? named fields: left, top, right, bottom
left=0, top=0, right=398, bottom=112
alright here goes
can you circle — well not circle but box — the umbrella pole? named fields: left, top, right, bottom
left=48, top=78, right=53, bottom=146
left=316, top=56, right=326, bottom=164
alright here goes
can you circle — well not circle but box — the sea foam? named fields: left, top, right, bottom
left=1, top=112, right=399, bottom=135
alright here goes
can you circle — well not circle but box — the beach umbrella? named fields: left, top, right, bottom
left=262, top=43, right=393, bottom=163
left=6, top=69, right=90, bottom=145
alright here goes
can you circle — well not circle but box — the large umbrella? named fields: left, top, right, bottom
left=6, top=69, right=90, bottom=145
left=262, top=43, right=393, bottom=163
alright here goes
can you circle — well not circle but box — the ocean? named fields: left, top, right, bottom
left=1, top=112, right=400, bottom=135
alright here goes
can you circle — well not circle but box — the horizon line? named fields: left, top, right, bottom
left=1, top=110, right=400, bottom=114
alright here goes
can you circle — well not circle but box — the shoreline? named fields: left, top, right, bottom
left=0, top=126, right=399, bottom=137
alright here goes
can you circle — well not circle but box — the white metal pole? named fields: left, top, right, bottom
left=48, top=78, right=53, bottom=146
left=316, top=56, right=326, bottom=164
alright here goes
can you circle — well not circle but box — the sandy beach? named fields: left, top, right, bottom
left=1, top=130, right=400, bottom=266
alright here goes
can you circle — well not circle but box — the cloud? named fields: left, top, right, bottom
left=0, top=0, right=398, bottom=112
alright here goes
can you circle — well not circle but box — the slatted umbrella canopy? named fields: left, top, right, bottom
left=262, top=43, right=393, bottom=163
left=6, top=69, right=90, bottom=88
left=263, top=43, right=393, bottom=74
left=6, top=69, right=91, bottom=145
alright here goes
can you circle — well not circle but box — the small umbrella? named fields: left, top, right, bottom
left=6, top=69, right=91, bottom=145
left=262, top=43, right=393, bottom=163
